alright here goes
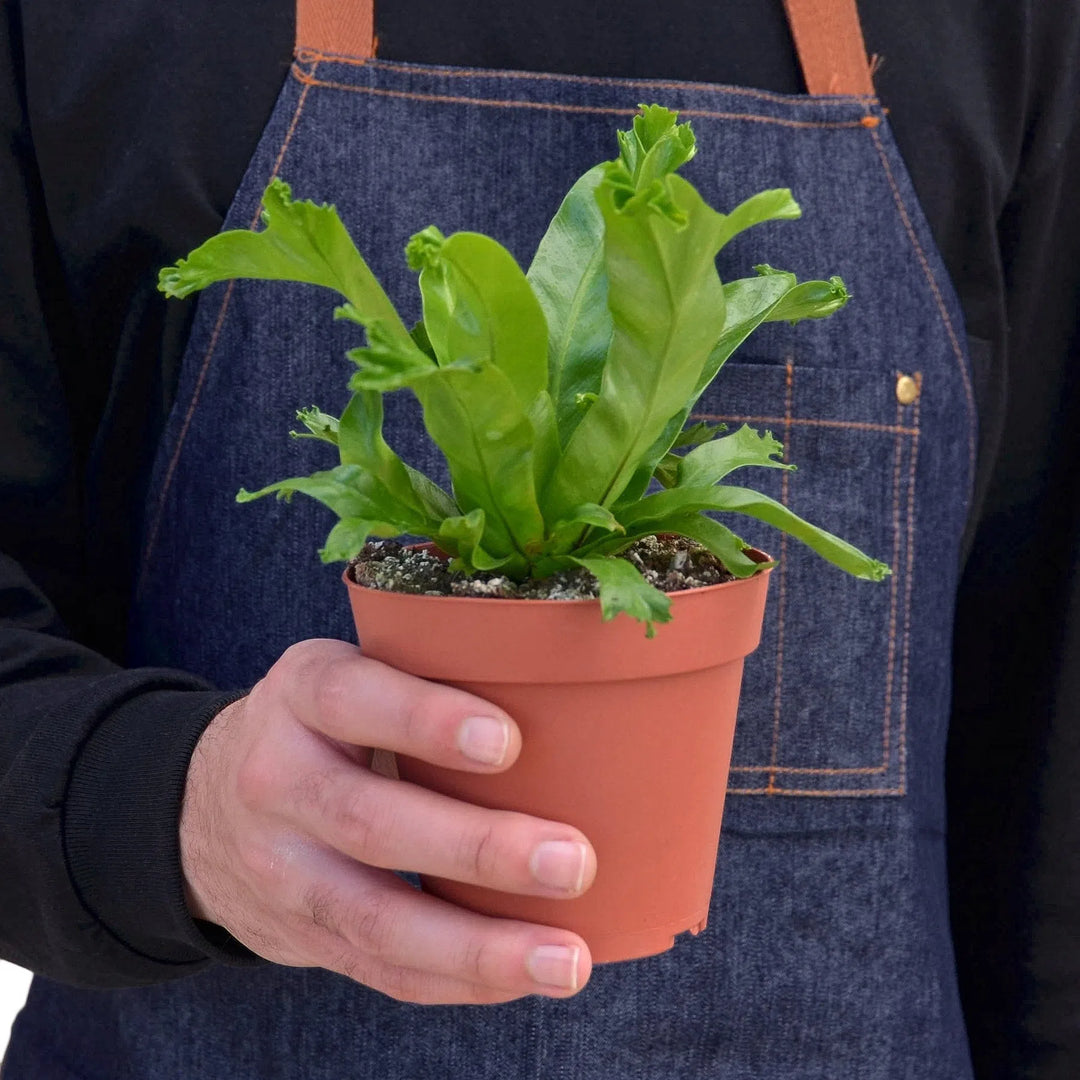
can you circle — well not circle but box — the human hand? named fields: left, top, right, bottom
left=179, top=638, right=596, bottom=1004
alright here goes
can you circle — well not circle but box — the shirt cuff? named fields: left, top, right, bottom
left=63, top=683, right=261, bottom=975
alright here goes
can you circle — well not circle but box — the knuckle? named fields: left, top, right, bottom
left=266, top=641, right=321, bottom=699
left=460, top=823, right=500, bottom=883
left=458, top=936, right=496, bottom=985
left=233, top=835, right=277, bottom=887
left=290, top=767, right=335, bottom=816
left=259, top=654, right=291, bottom=697
left=279, top=637, right=329, bottom=674
left=328, top=782, right=383, bottom=860
left=398, top=679, right=461, bottom=754
left=234, top=741, right=281, bottom=814
left=289, top=769, right=387, bottom=864
left=350, top=888, right=398, bottom=957
left=311, top=663, right=354, bottom=727
left=394, top=687, right=429, bottom=750
left=266, top=640, right=357, bottom=719
left=302, top=882, right=343, bottom=938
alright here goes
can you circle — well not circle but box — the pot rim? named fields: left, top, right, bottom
left=342, top=544, right=773, bottom=606
left=344, top=545, right=773, bottom=682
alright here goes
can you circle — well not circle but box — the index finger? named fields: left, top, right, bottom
left=275, top=639, right=521, bottom=772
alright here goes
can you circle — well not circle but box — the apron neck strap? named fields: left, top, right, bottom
left=295, top=0, right=376, bottom=60
left=294, top=0, right=875, bottom=97
left=782, top=0, right=875, bottom=96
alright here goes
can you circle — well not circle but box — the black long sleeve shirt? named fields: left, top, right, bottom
left=2, top=1, right=1079, bottom=1075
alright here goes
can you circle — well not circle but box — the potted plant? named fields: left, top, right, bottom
left=160, top=105, right=888, bottom=963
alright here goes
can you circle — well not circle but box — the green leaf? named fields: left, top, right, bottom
left=527, top=389, right=562, bottom=498
left=755, top=270, right=850, bottom=325
left=291, top=406, right=339, bottom=445
left=409, top=319, right=438, bottom=360
left=618, top=485, right=891, bottom=580
left=714, top=189, right=802, bottom=252
left=402, top=253, right=551, bottom=552
left=547, top=502, right=625, bottom=552
left=671, top=419, right=727, bottom=451
left=706, top=270, right=800, bottom=377
left=437, top=509, right=522, bottom=574
left=236, top=464, right=433, bottom=537
left=337, top=392, right=457, bottom=522
left=542, top=172, right=729, bottom=520
left=700, top=270, right=850, bottom=395
left=345, top=323, right=448, bottom=392
left=572, top=509, right=766, bottom=579
left=631, top=273, right=850, bottom=481
left=609, top=106, right=698, bottom=223
left=405, top=225, right=447, bottom=271
left=319, top=518, right=400, bottom=563
left=616, top=105, right=696, bottom=185
left=158, top=179, right=414, bottom=350
left=616, top=269, right=849, bottom=505
left=527, top=164, right=612, bottom=447
left=712, top=485, right=889, bottom=579
left=570, top=555, right=672, bottom=638
left=410, top=229, right=557, bottom=517
left=652, top=458, right=680, bottom=490
left=677, top=424, right=795, bottom=487
left=412, top=364, right=547, bottom=558
left=412, top=229, right=549, bottom=412
left=653, top=513, right=767, bottom=578
left=653, top=420, right=729, bottom=487
left=337, top=392, right=411, bottom=492
left=402, top=465, right=460, bottom=523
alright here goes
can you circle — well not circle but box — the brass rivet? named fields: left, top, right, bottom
left=895, top=374, right=919, bottom=406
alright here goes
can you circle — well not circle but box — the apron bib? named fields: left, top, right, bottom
left=8, top=1, right=978, bottom=1075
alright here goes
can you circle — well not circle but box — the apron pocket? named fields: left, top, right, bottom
left=693, top=358, right=919, bottom=796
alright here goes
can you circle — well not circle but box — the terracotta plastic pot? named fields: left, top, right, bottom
left=344, top=551, right=772, bottom=963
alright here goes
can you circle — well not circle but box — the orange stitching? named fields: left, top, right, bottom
left=729, top=785, right=904, bottom=797
left=879, top=382, right=904, bottom=772
left=293, top=49, right=878, bottom=107
left=138, top=76, right=317, bottom=587
left=693, top=413, right=920, bottom=436
left=289, top=68, right=871, bottom=129
left=293, top=53, right=322, bottom=76
left=896, top=375, right=922, bottom=796
left=138, top=280, right=238, bottom=592
left=868, top=126, right=976, bottom=491
left=765, top=360, right=794, bottom=793
left=368, top=58, right=878, bottom=107
left=268, top=77, right=316, bottom=183
left=730, top=763, right=887, bottom=775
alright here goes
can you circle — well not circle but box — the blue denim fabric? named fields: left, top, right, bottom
left=8, top=55, right=976, bottom=1078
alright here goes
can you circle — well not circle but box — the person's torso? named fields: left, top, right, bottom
left=10, top=2, right=980, bottom=1075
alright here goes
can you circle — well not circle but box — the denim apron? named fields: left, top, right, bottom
left=7, top=0, right=978, bottom=1076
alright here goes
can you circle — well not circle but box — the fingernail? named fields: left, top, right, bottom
left=527, top=945, right=581, bottom=990
left=530, top=840, right=587, bottom=894
left=456, top=715, right=510, bottom=766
